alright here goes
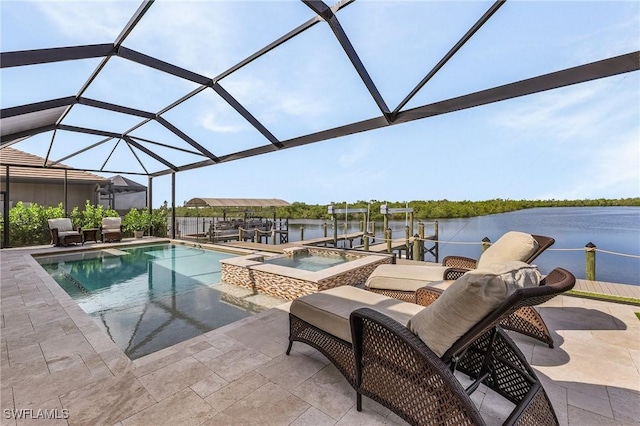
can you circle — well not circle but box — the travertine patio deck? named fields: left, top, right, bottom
left=1, top=241, right=639, bottom=425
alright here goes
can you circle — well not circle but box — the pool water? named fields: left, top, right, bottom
left=263, top=253, right=351, bottom=272
left=37, top=244, right=254, bottom=360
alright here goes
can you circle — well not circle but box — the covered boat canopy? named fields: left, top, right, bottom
left=184, top=198, right=290, bottom=208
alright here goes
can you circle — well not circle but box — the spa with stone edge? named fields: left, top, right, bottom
left=220, top=246, right=393, bottom=300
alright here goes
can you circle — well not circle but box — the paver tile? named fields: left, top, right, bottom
left=137, top=356, right=214, bottom=401
left=60, top=372, right=155, bottom=426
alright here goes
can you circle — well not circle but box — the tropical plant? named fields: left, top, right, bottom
left=149, top=207, right=169, bottom=237
left=6, top=202, right=65, bottom=247
left=123, top=208, right=151, bottom=235
left=70, top=201, right=119, bottom=229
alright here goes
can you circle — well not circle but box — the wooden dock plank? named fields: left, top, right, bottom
left=299, top=232, right=365, bottom=246
left=574, top=279, right=640, bottom=298
left=366, top=237, right=413, bottom=253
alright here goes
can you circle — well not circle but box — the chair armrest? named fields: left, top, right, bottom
left=442, top=255, right=477, bottom=269
left=349, top=308, right=485, bottom=426
left=415, top=286, right=444, bottom=306
left=443, top=267, right=468, bottom=280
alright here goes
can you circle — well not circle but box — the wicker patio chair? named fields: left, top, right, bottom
left=100, top=217, right=122, bottom=242
left=287, top=267, right=575, bottom=426
left=365, top=232, right=558, bottom=347
left=47, top=218, right=82, bottom=246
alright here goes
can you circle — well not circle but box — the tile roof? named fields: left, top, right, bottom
left=0, top=147, right=108, bottom=183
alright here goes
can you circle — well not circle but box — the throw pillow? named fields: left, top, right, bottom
left=476, top=231, right=538, bottom=268
left=407, top=261, right=540, bottom=357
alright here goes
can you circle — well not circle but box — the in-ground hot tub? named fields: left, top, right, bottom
left=220, top=246, right=393, bottom=300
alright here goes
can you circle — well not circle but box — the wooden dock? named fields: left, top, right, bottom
left=573, top=278, right=640, bottom=298
left=300, top=232, right=366, bottom=247
left=365, top=237, right=415, bottom=253
left=363, top=234, right=438, bottom=259
left=218, top=232, right=367, bottom=252
left=215, top=232, right=440, bottom=261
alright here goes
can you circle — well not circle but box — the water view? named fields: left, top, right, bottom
left=285, top=207, right=640, bottom=286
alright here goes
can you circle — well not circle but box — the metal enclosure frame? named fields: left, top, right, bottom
left=1, top=0, right=638, bottom=244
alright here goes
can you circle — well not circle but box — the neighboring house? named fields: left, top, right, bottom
left=0, top=147, right=108, bottom=213
left=99, top=175, right=147, bottom=213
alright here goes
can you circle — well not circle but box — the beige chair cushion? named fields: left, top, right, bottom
left=102, top=217, right=121, bottom=229
left=48, top=218, right=73, bottom=232
left=290, top=286, right=424, bottom=343
left=407, top=261, right=541, bottom=357
left=58, top=231, right=80, bottom=237
left=476, top=231, right=538, bottom=269
left=365, top=264, right=450, bottom=291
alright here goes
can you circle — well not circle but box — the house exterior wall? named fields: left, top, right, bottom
left=100, top=191, right=147, bottom=212
left=1, top=181, right=99, bottom=211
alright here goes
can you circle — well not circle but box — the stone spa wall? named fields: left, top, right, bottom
left=220, top=248, right=392, bottom=300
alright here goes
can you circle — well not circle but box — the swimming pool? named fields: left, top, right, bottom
left=36, top=243, right=269, bottom=360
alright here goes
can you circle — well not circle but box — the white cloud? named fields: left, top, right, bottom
left=338, top=140, right=371, bottom=168
left=494, top=80, right=620, bottom=141
left=223, top=77, right=329, bottom=119
left=574, top=135, right=640, bottom=198
left=33, top=1, right=135, bottom=42
left=199, top=113, right=244, bottom=133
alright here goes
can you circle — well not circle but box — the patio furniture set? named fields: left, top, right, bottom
left=41, top=221, right=575, bottom=424
left=47, top=217, right=122, bottom=246
left=287, top=231, right=575, bottom=425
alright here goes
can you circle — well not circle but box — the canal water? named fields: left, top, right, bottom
left=285, top=207, right=640, bottom=286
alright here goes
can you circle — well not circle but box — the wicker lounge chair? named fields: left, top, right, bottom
left=365, top=231, right=558, bottom=347
left=100, top=217, right=122, bottom=242
left=47, top=218, right=82, bottom=246
left=287, top=266, right=575, bottom=426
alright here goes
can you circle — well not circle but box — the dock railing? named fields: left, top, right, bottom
left=406, top=236, right=640, bottom=284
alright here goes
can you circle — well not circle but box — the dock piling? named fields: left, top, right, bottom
left=586, top=242, right=596, bottom=280
left=405, top=226, right=410, bottom=258
left=413, top=234, right=421, bottom=261
left=385, top=228, right=392, bottom=253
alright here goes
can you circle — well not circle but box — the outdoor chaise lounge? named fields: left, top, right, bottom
left=47, top=218, right=82, bottom=246
left=100, top=217, right=122, bottom=242
left=365, top=231, right=558, bottom=347
left=287, top=263, right=575, bottom=426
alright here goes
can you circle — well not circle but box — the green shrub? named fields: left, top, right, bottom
left=4, top=202, right=168, bottom=245
left=123, top=208, right=151, bottom=236
left=123, top=207, right=168, bottom=237
left=4, top=201, right=121, bottom=247
left=70, top=201, right=119, bottom=229
left=6, top=202, right=65, bottom=247
left=150, top=208, right=168, bottom=237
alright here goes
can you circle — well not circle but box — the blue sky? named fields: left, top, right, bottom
left=1, top=0, right=639, bottom=207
